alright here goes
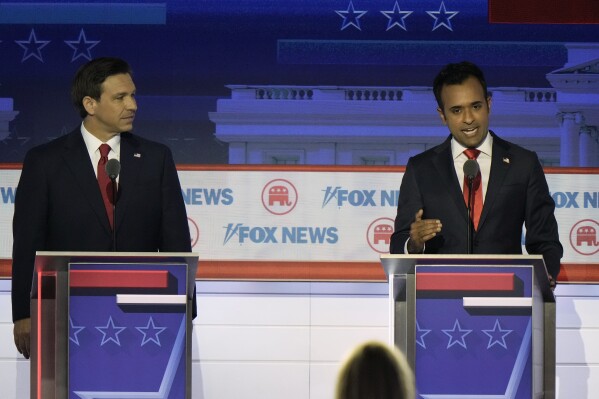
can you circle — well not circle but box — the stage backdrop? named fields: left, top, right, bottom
left=0, top=0, right=598, bottom=164
left=1, top=166, right=597, bottom=281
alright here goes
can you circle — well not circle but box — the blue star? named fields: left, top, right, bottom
left=15, top=29, right=50, bottom=62
left=136, top=317, right=167, bottom=347
left=416, top=321, right=432, bottom=348
left=482, top=319, right=513, bottom=349
left=335, top=1, right=368, bottom=31
left=381, top=1, right=413, bottom=31
left=69, top=317, right=86, bottom=346
left=427, top=1, right=459, bottom=31
left=442, top=319, right=472, bottom=349
left=95, top=316, right=126, bottom=346
left=64, top=29, right=100, bottom=62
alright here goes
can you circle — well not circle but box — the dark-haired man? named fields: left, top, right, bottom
left=390, top=61, right=562, bottom=284
left=12, top=57, right=194, bottom=358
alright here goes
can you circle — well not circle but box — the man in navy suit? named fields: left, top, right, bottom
left=12, top=58, right=193, bottom=358
left=390, top=61, right=562, bottom=283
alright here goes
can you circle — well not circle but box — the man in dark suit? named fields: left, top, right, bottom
left=12, top=57, right=193, bottom=358
left=390, top=61, right=562, bottom=283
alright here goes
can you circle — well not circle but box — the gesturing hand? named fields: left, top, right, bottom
left=407, top=209, right=442, bottom=254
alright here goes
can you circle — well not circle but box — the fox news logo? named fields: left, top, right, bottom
left=322, top=186, right=399, bottom=208
left=262, top=179, right=298, bottom=215
left=223, top=223, right=338, bottom=245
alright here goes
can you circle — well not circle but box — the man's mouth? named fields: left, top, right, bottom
left=462, top=126, right=478, bottom=136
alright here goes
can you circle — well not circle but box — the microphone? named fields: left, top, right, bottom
left=105, top=158, right=121, bottom=180
left=463, top=159, right=479, bottom=180
left=463, top=159, right=479, bottom=255
left=105, top=159, right=120, bottom=251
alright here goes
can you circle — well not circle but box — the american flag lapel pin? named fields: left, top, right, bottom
left=503, top=157, right=510, bottom=164
left=134, top=153, right=141, bottom=158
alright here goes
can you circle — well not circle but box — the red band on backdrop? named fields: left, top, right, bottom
left=489, top=0, right=599, bottom=24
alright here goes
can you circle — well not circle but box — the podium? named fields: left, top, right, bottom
left=30, top=251, right=198, bottom=399
left=380, top=254, right=556, bottom=399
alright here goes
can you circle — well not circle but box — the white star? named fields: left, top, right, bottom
left=64, top=29, right=100, bottom=62
left=335, top=1, right=368, bottom=31
left=427, top=1, right=459, bottom=31
left=95, top=316, right=126, bottom=346
left=381, top=1, right=413, bottom=31
left=15, top=29, right=50, bottom=62
left=482, top=319, right=513, bottom=349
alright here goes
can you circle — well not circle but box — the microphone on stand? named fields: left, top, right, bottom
left=463, top=159, right=479, bottom=255
left=105, top=159, right=121, bottom=252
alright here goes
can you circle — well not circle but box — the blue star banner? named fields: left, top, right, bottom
left=68, top=263, right=189, bottom=399
left=0, top=1, right=597, bottom=164
left=415, top=265, right=534, bottom=398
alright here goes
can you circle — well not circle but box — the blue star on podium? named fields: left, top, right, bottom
left=69, top=317, right=85, bottom=346
left=96, top=316, right=126, bottom=346
left=442, top=319, right=472, bottom=349
left=482, top=319, right=513, bottom=349
left=416, top=321, right=432, bottom=348
left=136, top=317, right=167, bottom=347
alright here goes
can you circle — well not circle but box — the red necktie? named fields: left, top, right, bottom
left=97, top=143, right=114, bottom=229
left=463, top=148, right=482, bottom=230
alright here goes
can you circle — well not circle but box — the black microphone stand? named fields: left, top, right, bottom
left=110, top=177, right=117, bottom=252
left=466, top=176, right=474, bottom=255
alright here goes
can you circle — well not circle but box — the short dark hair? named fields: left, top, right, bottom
left=433, top=61, right=488, bottom=110
left=71, top=57, right=132, bottom=118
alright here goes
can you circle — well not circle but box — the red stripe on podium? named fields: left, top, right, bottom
left=69, top=270, right=169, bottom=288
left=417, top=273, right=515, bottom=291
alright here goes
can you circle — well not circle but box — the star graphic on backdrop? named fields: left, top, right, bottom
left=442, top=319, right=472, bottom=349
left=64, top=29, right=100, bottom=62
left=96, top=316, right=126, bottom=346
left=427, top=1, right=459, bottom=31
left=136, top=317, right=167, bottom=347
left=381, top=1, right=413, bottom=31
left=416, top=321, right=432, bottom=348
left=15, top=29, right=50, bottom=62
left=69, top=317, right=86, bottom=346
left=482, top=319, right=513, bottom=349
left=335, top=1, right=367, bottom=31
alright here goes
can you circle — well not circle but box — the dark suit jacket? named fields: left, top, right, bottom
left=12, top=128, right=195, bottom=322
left=390, top=131, right=562, bottom=278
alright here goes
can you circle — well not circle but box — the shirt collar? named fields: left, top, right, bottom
left=451, top=131, right=493, bottom=160
left=80, top=122, right=121, bottom=154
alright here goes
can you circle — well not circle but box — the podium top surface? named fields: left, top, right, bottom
left=380, top=254, right=554, bottom=301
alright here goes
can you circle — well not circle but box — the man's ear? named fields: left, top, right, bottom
left=437, top=107, right=447, bottom=125
left=82, top=96, right=96, bottom=116
left=486, top=96, right=492, bottom=113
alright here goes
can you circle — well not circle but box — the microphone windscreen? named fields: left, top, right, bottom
left=105, top=158, right=121, bottom=180
left=463, top=159, right=480, bottom=179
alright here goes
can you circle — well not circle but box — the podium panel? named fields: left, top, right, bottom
left=30, top=252, right=198, bottom=399
left=380, top=254, right=556, bottom=399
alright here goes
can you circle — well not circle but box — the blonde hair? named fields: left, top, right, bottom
left=335, top=341, right=415, bottom=399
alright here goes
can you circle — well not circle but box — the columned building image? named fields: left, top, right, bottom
left=210, top=44, right=599, bottom=167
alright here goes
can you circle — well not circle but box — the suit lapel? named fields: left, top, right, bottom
left=432, top=136, right=469, bottom=222
left=61, top=129, right=113, bottom=233
left=116, top=133, right=143, bottom=231
left=478, top=132, right=511, bottom=231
